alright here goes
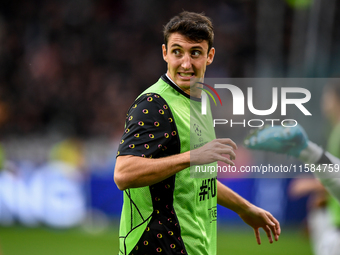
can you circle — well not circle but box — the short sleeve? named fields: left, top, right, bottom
left=116, top=93, right=179, bottom=158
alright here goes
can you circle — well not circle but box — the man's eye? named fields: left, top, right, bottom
left=173, top=49, right=181, bottom=55
left=192, top=50, right=201, bottom=57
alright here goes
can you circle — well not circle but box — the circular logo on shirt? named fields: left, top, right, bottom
left=193, top=124, right=202, bottom=136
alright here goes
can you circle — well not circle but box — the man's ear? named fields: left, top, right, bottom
left=162, top=44, right=168, bottom=62
left=206, top=47, right=215, bottom=66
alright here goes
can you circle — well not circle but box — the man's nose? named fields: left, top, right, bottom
left=181, top=54, right=192, bottom=70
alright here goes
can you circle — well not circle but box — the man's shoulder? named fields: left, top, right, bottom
left=139, top=75, right=169, bottom=98
left=124, top=76, right=171, bottom=118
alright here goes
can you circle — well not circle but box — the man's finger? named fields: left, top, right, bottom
left=217, top=147, right=236, bottom=160
left=254, top=228, right=261, bottom=245
left=264, top=225, right=273, bottom=244
left=267, top=214, right=281, bottom=241
left=216, top=155, right=235, bottom=166
left=216, top=138, right=238, bottom=150
left=260, top=212, right=277, bottom=243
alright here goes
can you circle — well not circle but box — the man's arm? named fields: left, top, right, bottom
left=114, top=152, right=190, bottom=190
left=217, top=181, right=280, bottom=244
left=114, top=138, right=237, bottom=190
left=299, top=141, right=340, bottom=202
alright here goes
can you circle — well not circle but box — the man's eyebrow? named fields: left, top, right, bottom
left=191, top=46, right=204, bottom=50
left=170, top=43, right=183, bottom=48
left=170, top=44, right=204, bottom=50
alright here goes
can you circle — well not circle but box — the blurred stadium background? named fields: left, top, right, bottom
left=0, top=0, right=339, bottom=254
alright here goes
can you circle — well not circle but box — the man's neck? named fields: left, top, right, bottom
left=165, top=73, right=202, bottom=98
left=165, top=73, right=177, bottom=88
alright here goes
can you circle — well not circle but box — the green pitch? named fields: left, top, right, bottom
left=0, top=225, right=312, bottom=255
left=217, top=226, right=313, bottom=254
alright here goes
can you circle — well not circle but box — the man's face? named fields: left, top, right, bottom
left=162, top=32, right=215, bottom=96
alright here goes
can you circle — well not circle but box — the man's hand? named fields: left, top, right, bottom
left=217, top=181, right=281, bottom=245
left=238, top=205, right=281, bottom=245
left=191, top=138, right=237, bottom=166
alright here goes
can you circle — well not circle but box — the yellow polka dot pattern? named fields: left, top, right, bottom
left=116, top=93, right=178, bottom=159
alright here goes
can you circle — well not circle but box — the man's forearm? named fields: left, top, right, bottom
left=217, top=180, right=251, bottom=214
left=114, top=138, right=237, bottom=190
left=299, top=141, right=340, bottom=202
left=114, top=152, right=190, bottom=190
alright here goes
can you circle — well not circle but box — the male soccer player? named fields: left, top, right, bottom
left=114, top=11, right=280, bottom=255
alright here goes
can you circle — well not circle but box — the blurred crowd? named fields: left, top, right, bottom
left=0, top=0, right=256, bottom=138
left=1, top=0, right=340, bottom=138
